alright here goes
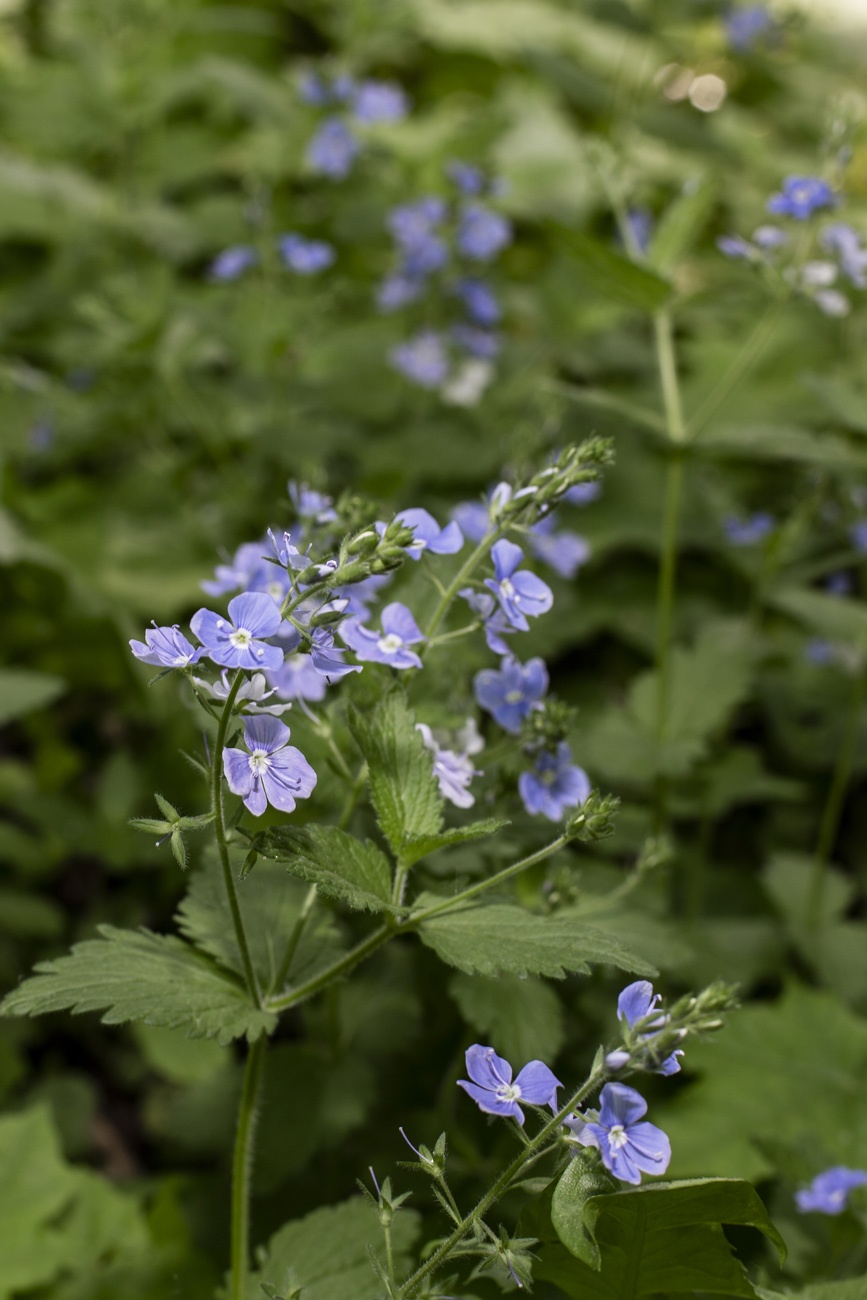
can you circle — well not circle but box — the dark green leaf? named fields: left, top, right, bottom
left=399, top=818, right=508, bottom=869
left=767, top=587, right=867, bottom=645
left=558, top=230, right=672, bottom=313
left=649, top=179, right=718, bottom=275
left=0, top=668, right=65, bottom=726
left=449, top=972, right=565, bottom=1064
left=260, top=824, right=397, bottom=913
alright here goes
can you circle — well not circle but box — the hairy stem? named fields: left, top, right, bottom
left=212, top=671, right=262, bottom=1008
left=400, top=1067, right=605, bottom=1297
left=806, top=659, right=867, bottom=927
left=272, top=882, right=318, bottom=995
left=409, top=834, right=571, bottom=922
left=422, top=528, right=499, bottom=647
left=230, top=1033, right=268, bottom=1300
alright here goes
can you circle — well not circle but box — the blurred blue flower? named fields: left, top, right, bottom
left=446, top=160, right=486, bottom=195
left=825, top=571, right=852, bottom=596
left=388, top=198, right=449, bottom=276
left=458, top=1044, right=561, bottom=1124
left=339, top=601, right=426, bottom=669
left=726, top=6, right=774, bottom=53
left=570, top=1082, right=671, bottom=1185
left=223, top=715, right=317, bottom=816
left=202, top=542, right=266, bottom=596
left=288, top=481, right=337, bottom=524
left=529, top=515, right=590, bottom=580
left=191, top=592, right=284, bottom=671
left=209, top=246, right=257, bottom=281
left=391, top=507, right=464, bottom=559
left=822, top=223, right=867, bottom=288
left=130, top=623, right=205, bottom=669
left=717, top=234, right=755, bottom=259
left=268, top=654, right=327, bottom=702
left=753, top=225, right=789, bottom=249
left=796, top=1167, right=867, bottom=1214
left=452, top=323, right=500, bottom=358
left=298, top=71, right=330, bottom=105
left=626, top=207, right=653, bottom=254
left=455, top=277, right=501, bottom=325
left=306, top=117, right=360, bottom=179
left=352, top=80, right=409, bottom=123
left=767, top=176, right=835, bottom=220
left=474, top=655, right=548, bottom=733
left=617, top=980, right=683, bottom=1075
left=518, top=742, right=590, bottom=821
left=377, top=272, right=425, bottom=312
left=193, top=669, right=292, bottom=716
left=724, top=512, right=775, bottom=546
left=390, top=331, right=450, bottom=387
left=852, top=520, right=867, bottom=553
left=451, top=501, right=490, bottom=542
left=564, top=481, right=602, bottom=506
left=277, top=233, right=335, bottom=274
left=485, top=539, right=553, bottom=630
left=457, top=204, right=512, bottom=261
left=804, top=638, right=836, bottom=665
left=417, top=721, right=483, bottom=809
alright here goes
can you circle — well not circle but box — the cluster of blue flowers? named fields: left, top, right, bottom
left=383, top=164, right=513, bottom=403
left=717, top=175, right=867, bottom=318
left=458, top=979, right=677, bottom=1186
left=301, top=71, right=409, bottom=180
left=209, top=232, right=336, bottom=283
left=796, top=1166, right=867, bottom=1215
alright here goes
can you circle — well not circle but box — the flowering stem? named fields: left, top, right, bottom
left=399, top=1066, right=606, bottom=1297
left=265, top=922, right=393, bottom=1013
left=409, top=834, right=572, bottom=922
left=685, top=299, right=782, bottom=439
left=338, top=760, right=368, bottom=830
left=212, top=670, right=262, bottom=1009
left=229, top=1032, right=267, bottom=1300
left=422, top=529, right=499, bottom=647
left=271, top=882, right=318, bottom=995
left=806, top=657, right=867, bottom=927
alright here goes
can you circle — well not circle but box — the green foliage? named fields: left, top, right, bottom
left=449, top=972, right=565, bottom=1064
left=417, top=897, right=656, bottom=978
left=0, top=669, right=65, bottom=726
left=259, top=825, right=397, bottom=912
left=531, top=1167, right=785, bottom=1300
left=249, top=1197, right=420, bottom=1300
left=559, top=231, right=672, bottom=313
left=348, top=688, right=443, bottom=858
left=0, top=925, right=274, bottom=1044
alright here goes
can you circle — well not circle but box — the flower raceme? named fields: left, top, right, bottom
left=458, top=1045, right=561, bottom=1125
left=568, top=1082, right=672, bottom=1186
left=222, top=716, right=317, bottom=816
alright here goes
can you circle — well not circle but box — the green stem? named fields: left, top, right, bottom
left=337, top=760, right=368, bottom=830
left=685, top=299, right=781, bottom=440
left=806, top=658, right=867, bottom=926
left=271, top=882, right=318, bottom=995
left=400, top=1067, right=605, bottom=1297
left=409, top=834, right=571, bottom=923
left=423, top=528, right=499, bottom=647
left=384, top=1223, right=396, bottom=1286
left=653, top=311, right=687, bottom=445
left=212, top=671, right=262, bottom=1008
left=230, top=1033, right=268, bottom=1300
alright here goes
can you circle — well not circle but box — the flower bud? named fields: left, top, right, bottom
left=346, top=529, right=380, bottom=557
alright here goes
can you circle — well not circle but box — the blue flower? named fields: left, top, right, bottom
left=191, top=592, right=284, bottom=671
left=209, top=246, right=257, bottom=281
left=529, top=515, right=590, bottom=579
left=390, top=331, right=449, bottom=388
left=307, top=627, right=362, bottom=680
left=392, top=507, right=464, bottom=560
left=306, top=117, right=360, bottom=179
left=767, top=177, right=835, bottom=221
left=717, top=234, right=756, bottom=260
left=277, top=233, right=335, bottom=274
left=288, top=481, right=337, bottom=524
left=825, top=571, right=852, bottom=596
left=851, top=521, right=867, bottom=554
left=723, top=512, right=775, bottom=546
left=485, top=539, right=553, bottom=631
left=455, top=278, right=501, bottom=325
left=518, top=743, right=590, bottom=821
left=339, top=601, right=426, bottom=669
left=570, top=1082, right=671, bottom=1185
left=474, top=656, right=548, bottom=733
left=452, top=323, right=500, bottom=359
left=202, top=542, right=266, bottom=597
left=446, top=160, right=486, bottom=195
left=377, top=273, right=425, bottom=312
left=822, top=223, right=867, bottom=288
left=388, top=198, right=449, bottom=276
left=457, top=204, right=512, bottom=261
left=130, top=624, right=205, bottom=669
left=616, top=980, right=683, bottom=1076
left=626, top=207, right=653, bottom=254
left=796, top=1167, right=867, bottom=1214
left=753, top=225, right=789, bottom=249
left=458, top=1044, right=562, bottom=1124
left=192, top=669, right=292, bottom=716
left=298, top=71, right=330, bottom=105
left=726, top=6, right=773, bottom=52
left=417, top=721, right=483, bottom=809
left=334, top=574, right=392, bottom=618
left=805, top=638, right=836, bottom=666
left=460, top=589, right=517, bottom=656
left=564, top=482, right=601, bottom=506
left=352, top=80, right=409, bottom=123
left=268, top=654, right=328, bottom=703
left=222, top=715, right=317, bottom=816
left=451, top=501, right=489, bottom=542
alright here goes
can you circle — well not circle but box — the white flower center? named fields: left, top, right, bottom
left=174, top=653, right=192, bottom=666
left=541, top=769, right=558, bottom=786
left=499, top=578, right=515, bottom=599
left=608, top=1124, right=629, bottom=1151
left=230, top=627, right=253, bottom=649
left=496, top=1082, right=522, bottom=1104
left=413, top=537, right=427, bottom=550
left=266, top=582, right=284, bottom=601
left=505, top=690, right=524, bottom=703
left=377, top=633, right=404, bottom=655
left=249, top=750, right=271, bottom=776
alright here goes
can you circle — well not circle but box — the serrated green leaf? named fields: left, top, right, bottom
left=249, top=1196, right=421, bottom=1300
left=416, top=898, right=655, bottom=978
left=550, top=1161, right=619, bottom=1268
left=648, top=180, right=718, bottom=275
left=399, top=818, right=508, bottom=868
left=0, top=925, right=274, bottom=1045
left=177, top=856, right=342, bottom=995
left=539, top=1175, right=784, bottom=1300
left=767, top=587, right=867, bottom=645
left=558, top=230, right=672, bottom=313
left=260, top=824, right=397, bottom=912
left=0, top=668, right=65, bottom=726
left=759, top=1279, right=867, bottom=1300
left=449, top=972, right=565, bottom=1064
left=693, top=423, right=867, bottom=470
left=348, top=687, right=442, bottom=855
